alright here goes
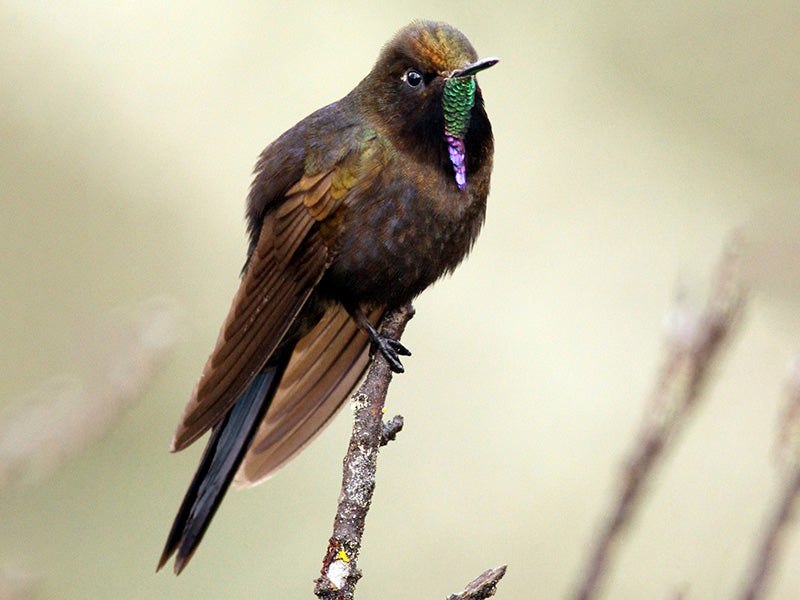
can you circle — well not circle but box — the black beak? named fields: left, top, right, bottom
left=452, top=57, right=499, bottom=78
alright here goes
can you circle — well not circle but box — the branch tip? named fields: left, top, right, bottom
left=379, top=415, right=404, bottom=446
left=446, top=565, right=508, bottom=600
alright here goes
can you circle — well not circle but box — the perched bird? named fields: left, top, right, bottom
left=157, top=20, right=496, bottom=574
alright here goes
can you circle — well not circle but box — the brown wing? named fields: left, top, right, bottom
left=170, top=170, right=344, bottom=452
left=233, top=306, right=383, bottom=487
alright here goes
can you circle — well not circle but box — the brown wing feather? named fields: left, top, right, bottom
left=170, top=172, right=339, bottom=452
left=233, top=307, right=383, bottom=487
left=172, top=136, right=387, bottom=454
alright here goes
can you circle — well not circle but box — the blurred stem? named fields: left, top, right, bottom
left=572, top=241, right=745, bottom=600
left=738, top=465, right=800, bottom=600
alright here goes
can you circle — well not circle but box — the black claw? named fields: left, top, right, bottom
left=385, top=356, right=404, bottom=374
left=369, top=334, right=411, bottom=373
left=353, top=310, right=412, bottom=374
left=392, top=340, right=412, bottom=356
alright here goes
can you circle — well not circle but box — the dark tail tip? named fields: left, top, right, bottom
left=173, top=553, right=190, bottom=575
left=157, top=366, right=284, bottom=574
left=156, top=535, right=193, bottom=575
left=156, top=554, right=168, bottom=573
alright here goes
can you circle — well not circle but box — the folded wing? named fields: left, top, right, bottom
left=171, top=173, right=339, bottom=452
left=235, top=306, right=383, bottom=486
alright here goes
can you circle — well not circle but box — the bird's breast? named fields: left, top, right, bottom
left=319, top=159, right=486, bottom=308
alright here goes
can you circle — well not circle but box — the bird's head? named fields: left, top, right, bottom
left=360, top=21, right=497, bottom=190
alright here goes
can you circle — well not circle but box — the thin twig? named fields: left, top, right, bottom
left=314, top=304, right=414, bottom=600
left=445, top=565, right=508, bottom=600
left=738, top=466, right=800, bottom=600
left=572, top=241, right=745, bottom=600
left=738, top=359, right=800, bottom=600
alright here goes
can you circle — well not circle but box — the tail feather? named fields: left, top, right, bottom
left=158, top=355, right=290, bottom=574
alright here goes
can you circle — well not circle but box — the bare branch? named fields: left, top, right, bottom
left=314, top=304, right=414, bottom=600
left=738, top=358, right=800, bottom=600
left=313, top=305, right=507, bottom=600
left=737, top=467, right=800, bottom=600
left=445, top=565, right=508, bottom=600
left=572, top=240, right=746, bottom=600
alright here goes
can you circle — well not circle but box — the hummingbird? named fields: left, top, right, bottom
left=157, top=20, right=496, bottom=574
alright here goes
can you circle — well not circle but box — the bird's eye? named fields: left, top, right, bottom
left=404, top=68, right=423, bottom=88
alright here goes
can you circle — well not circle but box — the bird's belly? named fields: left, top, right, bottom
left=320, top=192, right=476, bottom=308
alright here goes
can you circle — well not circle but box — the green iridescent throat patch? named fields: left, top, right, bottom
left=443, top=76, right=476, bottom=139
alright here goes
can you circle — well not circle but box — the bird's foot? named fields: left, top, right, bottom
left=347, top=305, right=412, bottom=373
left=369, top=333, right=411, bottom=373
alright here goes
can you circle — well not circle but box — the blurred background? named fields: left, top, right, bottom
left=1, top=1, right=799, bottom=598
